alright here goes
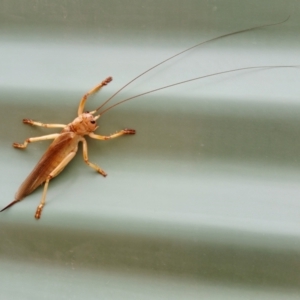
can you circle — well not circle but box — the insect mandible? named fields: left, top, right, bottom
left=0, top=16, right=294, bottom=219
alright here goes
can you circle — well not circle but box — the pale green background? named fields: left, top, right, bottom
left=0, top=1, right=300, bottom=299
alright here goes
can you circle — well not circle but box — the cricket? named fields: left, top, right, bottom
left=0, top=16, right=295, bottom=219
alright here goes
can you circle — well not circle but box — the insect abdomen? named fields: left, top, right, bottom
left=15, top=132, right=79, bottom=200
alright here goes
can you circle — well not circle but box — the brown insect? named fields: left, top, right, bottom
left=1, top=77, right=136, bottom=219
left=0, top=17, right=294, bottom=219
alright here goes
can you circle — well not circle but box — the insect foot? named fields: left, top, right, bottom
left=23, top=118, right=33, bottom=125
left=35, top=204, right=44, bottom=219
left=13, top=142, right=26, bottom=149
left=99, top=170, right=108, bottom=177
left=102, top=76, right=113, bottom=85
left=123, top=129, right=136, bottom=134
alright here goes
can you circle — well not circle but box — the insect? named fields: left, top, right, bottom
left=1, top=17, right=294, bottom=219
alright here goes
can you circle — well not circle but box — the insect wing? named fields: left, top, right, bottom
left=15, top=132, right=78, bottom=200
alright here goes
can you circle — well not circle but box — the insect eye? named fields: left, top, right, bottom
left=90, top=120, right=96, bottom=124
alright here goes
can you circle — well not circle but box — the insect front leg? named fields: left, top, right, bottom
left=35, top=151, right=76, bottom=219
left=13, top=133, right=60, bottom=149
left=23, top=119, right=66, bottom=128
left=78, top=77, right=112, bottom=116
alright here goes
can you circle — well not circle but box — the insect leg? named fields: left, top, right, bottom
left=13, top=133, right=60, bottom=149
left=78, top=77, right=112, bottom=116
left=88, top=128, right=136, bottom=141
left=83, top=129, right=135, bottom=176
left=35, top=151, right=76, bottom=219
left=22, top=119, right=66, bottom=128
left=81, top=137, right=107, bottom=177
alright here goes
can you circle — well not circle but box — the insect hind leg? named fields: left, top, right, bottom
left=35, top=151, right=76, bottom=219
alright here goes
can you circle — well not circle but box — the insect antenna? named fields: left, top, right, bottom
left=95, top=15, right=290, bottom=113
left=98, top=65, right=299, bottom=115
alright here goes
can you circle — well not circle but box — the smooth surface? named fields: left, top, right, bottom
left=1, top=1, right=300, bottom=299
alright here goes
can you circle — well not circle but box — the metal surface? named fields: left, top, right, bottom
left=0, top=0, right=300, bottom=299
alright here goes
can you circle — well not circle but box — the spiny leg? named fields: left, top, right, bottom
left=81, top=137, right=107, bottom=176
left=78, top=77, right=112, bottom=116
left=35, top=151, right=76, bottom=219
left=23, top=119, right=66, bottom=128
left=13, top=133, right=60, bottom=149
left=88, top=128, right=136, bottom=141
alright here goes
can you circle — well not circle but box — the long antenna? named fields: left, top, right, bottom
left=99, top=65, right=299, bottom=115
left=95, top=15, right=290, bottom=113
